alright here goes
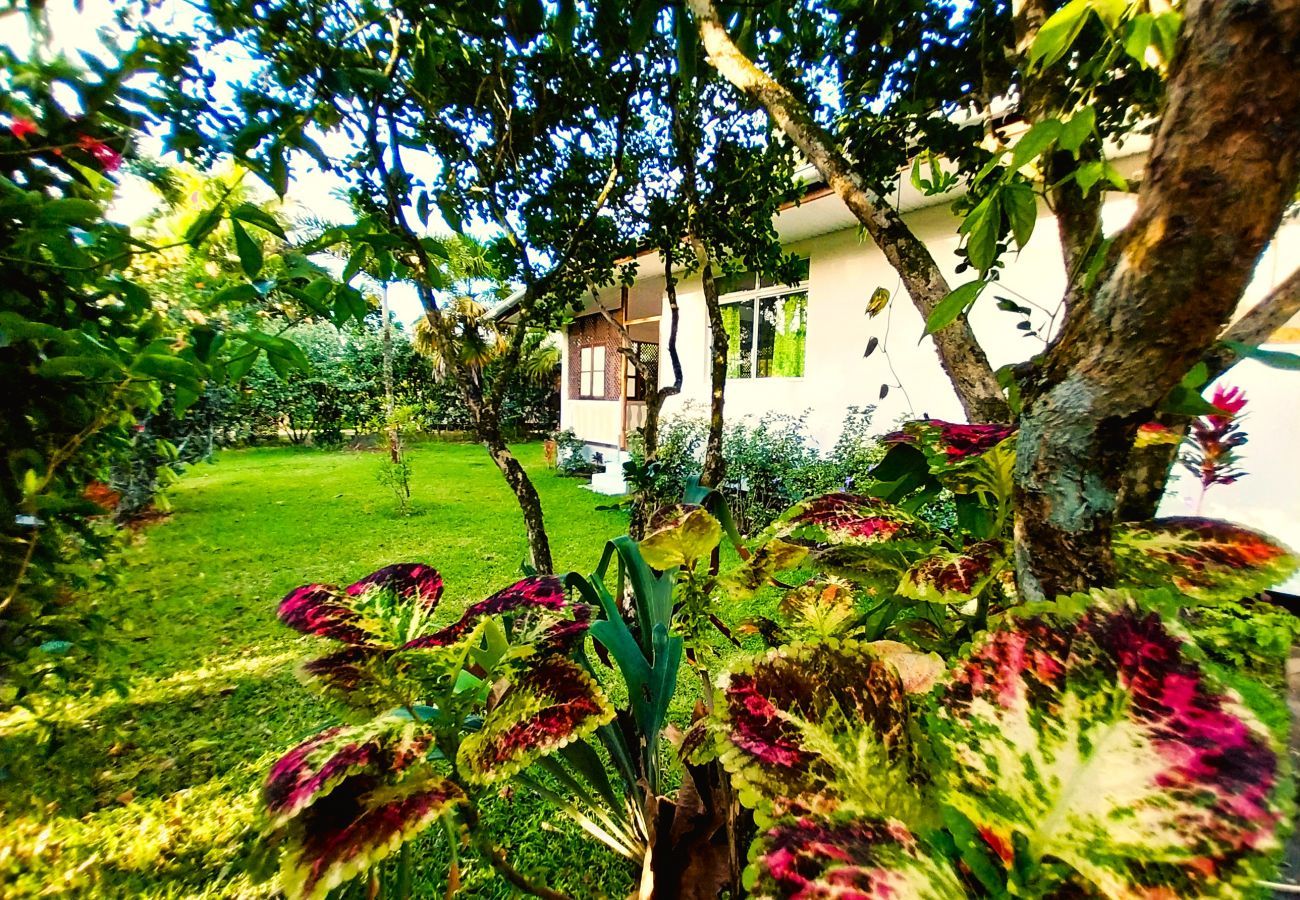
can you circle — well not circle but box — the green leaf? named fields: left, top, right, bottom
left=230, top=202, right=286, bottom=239
left=37, top=355, right=125, bottom=379
left=185, top=205, right=225, bottom=248
left=1029, top=0, right=1091, bottom=67
left=1002, top=181, right=1037, bottom=249
left=1057, top=107, right=1096, bottom=155
left=1224, top=340, right=1300, bottom=370
left=212, top=283, right=261, bottom=305
left=638, top=504, right=722, bottom=570
left=1008, top=120, right=1061, bottom=171
left=342, top=245, right=369, bottom=283
left=962, top=193, right=1001, bottom=272
left=629, top=0, right=658, bottom=51
left=924, top=281, right=984, bottom=335
left=1123, top=14, right=1156, bottom=66
left=131, top=352, right=203, bottom=389
left=230, top=218, right=264, bottom=279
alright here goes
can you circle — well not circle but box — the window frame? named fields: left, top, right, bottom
left=577, top=343, right=606, bottom=399
left=718, top=261, right=810, bottom=381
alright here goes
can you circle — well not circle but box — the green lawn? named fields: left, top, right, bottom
left=0, top=442, right=639, bottom=898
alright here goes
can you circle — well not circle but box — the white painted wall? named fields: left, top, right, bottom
left=562, top=187, right=1300, bottom=563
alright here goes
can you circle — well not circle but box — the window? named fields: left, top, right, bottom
left=625, top=341, right=659, bottom=401
left=719, top=259, right=809, bottom=379
left=579, top=344, right=606, bottom=398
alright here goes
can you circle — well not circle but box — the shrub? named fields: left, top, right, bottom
left=629, top=406, right=886, bottom=534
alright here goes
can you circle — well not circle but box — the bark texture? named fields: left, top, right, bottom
left=1014, top=0, right=1300, bottom=599
left=1116, top=265, right=1300, bottom=520
left=696, top=244, right=728, bottom=488
left=689, top=0, right=1009, bottom=423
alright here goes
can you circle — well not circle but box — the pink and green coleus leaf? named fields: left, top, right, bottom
left=345, top=563, right=443, bottom=608
left=264, top=714, right=437, bottom=829
left=457, top=655, right=615, bottom=784
left=883, top=419, right=1015, bottom=465
left=765, top=493, right=932, bottom=581
left=746, top=815, right=964, bottom=899
left=897, top=541, right=1007, bottom=604
left=278, top=564, right=445, bottom=646
left=401, top=575, right=589, bottom=654
left=277, top=762, right=465, bottom=900
left=1113, top=517, right=1298, bottom=603
left=264, top=715, right=467, bottom=899
left=715, top=640, right=927, bottom=823
left=936, top=606, right=1283, bottom=896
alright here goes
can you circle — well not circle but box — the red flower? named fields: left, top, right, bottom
left=76, top=134, right=122, bottom=172
left=8, top=117, right=38, bottom=141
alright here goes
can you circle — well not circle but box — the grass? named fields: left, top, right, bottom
left=0, top=442, right=639, bottom=898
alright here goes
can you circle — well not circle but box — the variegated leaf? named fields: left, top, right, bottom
left=721, top=539, right=808, bottom=600
left=897, top=541, right=1006, bottom=604
left=1114, top=517, right=1298, bottom=603
left=278, top=584, right=372, bottom=645
left=747, top=815, right=965, bottom=899
left=345, top=563, right=444, bottom=608
left=264, top=715, right=434, bottom=829
left=278, top=766, right=464, bottom=900
left=403, top=575, right=587, bottom=653
left=639, top=503, right=723, bottom=570
left=457, top=656, right=615, bottom=784
left=883, top=419, right=1015, bottom=464
left=937, top=607, right=1283, bottom=897
left=715, top=640, right=926, bottom=824
left=775, top=577, right=863, bottom=640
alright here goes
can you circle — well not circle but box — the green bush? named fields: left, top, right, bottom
left=629, top=406, right=884, bottom=534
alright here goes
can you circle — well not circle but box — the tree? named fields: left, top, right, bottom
left=163, top=1, right=654, bottom=573
left=687, top=0, right=1300, bottom=598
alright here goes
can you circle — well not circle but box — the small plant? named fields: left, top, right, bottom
left=552, top=428, right=592, bottom=477
left=1181, top=383, right=1249, bottom=511
left=376, top=404, right=417, bottom=515
left=377, top=456, right=414, bottom=515
left=261, top=564, right=608, bottom=900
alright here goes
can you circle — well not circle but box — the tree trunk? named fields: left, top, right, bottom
left=1013, top=0, right=1300, bottom=600
left=697, top=245, right=728, bottom=488
left=688, top=0, right=1009, bottom=423
left=468, top=392, right=554, bottom=575
left=381, top=284, right=400, bottom=465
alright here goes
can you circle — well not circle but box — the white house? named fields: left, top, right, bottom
left=523, top=156, right=1300, bottom=579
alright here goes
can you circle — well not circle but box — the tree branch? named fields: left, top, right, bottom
left=687, top=0, right=1009, bottom=422
left=1205, top=264, right=1300, bottom=378
left=1013, top=0, right=1300, bottom=599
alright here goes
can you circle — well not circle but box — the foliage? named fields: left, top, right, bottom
left=630, top=407, right=887, bottom=534
left=713, top=599, right=1286, bottom=898
left=262, top=564, right=612, bottom=899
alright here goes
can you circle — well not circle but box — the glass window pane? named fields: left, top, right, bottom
left=758, top=292, right=807, bottom=378
left=582, top=370, right=593, bottom=397
left=721, top=301, right=753, bottom=378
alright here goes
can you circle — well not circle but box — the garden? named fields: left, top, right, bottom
left=4, top=0, right=1300, bottom=898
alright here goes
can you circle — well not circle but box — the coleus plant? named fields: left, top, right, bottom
left=701, top=591, right=1289, bottom=898
left=739, top=419, right=1298, bottom=655
left=262, top=563, right=612, bottom=900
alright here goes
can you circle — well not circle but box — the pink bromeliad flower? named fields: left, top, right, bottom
left=76, top=134, right=122, bottom=172
left=1181, top=384, right=1248, bottom=511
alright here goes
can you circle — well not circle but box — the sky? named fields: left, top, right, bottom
left=1, top=0, right=432, bottom=324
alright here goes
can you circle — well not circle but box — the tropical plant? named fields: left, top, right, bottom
left=703, top=593, right=1287, bottom=898
left=1181, top=384, right=1250, bottom=510
left=260, top=564, right=609, bottom=900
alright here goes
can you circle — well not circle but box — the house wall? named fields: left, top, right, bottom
left=655, top=196, right=1300, bottom=449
